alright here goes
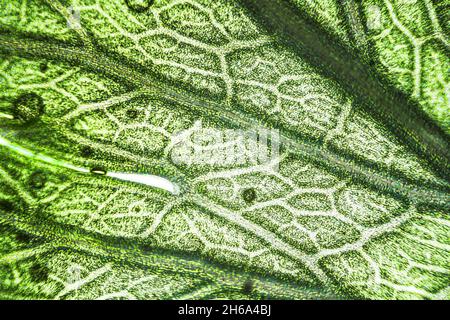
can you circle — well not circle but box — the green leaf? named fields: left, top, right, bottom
left=293, top=0, right=450, bottom=132
left=0, top=0, right=448, bottom=300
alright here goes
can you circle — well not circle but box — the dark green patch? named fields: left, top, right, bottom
left=12, top=92, right=45, bottom=124
left=0, top=200, right=14, bottom=213
left=80, top=145, right=93, bottom=158
left=29, top=171, right=46, bottom=189
left=126, top=108, right=139, bottom=119
left=29, top=263, right=49, bottom=282
left=125, top=0, right=153, bottom=12
left=32, top=205, right=52, bottom=222
left=242, top=279, right=254, bottom=294
left=15, top=231, right=34, bottom=243
left=39, top=62, right=48, bottom=73
left=139, top=243, right=152, bottom=254
left=242, top=188, right=257, bottom=204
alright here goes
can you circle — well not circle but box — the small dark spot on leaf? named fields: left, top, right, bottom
left=125, top=0, right=153, bottom=12
left=0, top=200, right=14, bottom=213
left=80, top=145, right=93, bottom=158
left=39, top=62, right=48, bottom=73
left=140, top=242, right=156, bottom=254
left=29, top=171, right=46, bottom=189
left=242, top=279, right=254, bottom=294
left=126, top=108, right=139, bottom=119
left=58, top=173, right=69, bottom=182
left=15, top=231, right=34, bottom=243
left=12, top=92, right=45, bottom=124
left=29, top=263, right=49, bottom=282
left=242, top=188, right=257, bottom=203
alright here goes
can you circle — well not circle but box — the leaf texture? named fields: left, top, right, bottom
left=0, top=0, right=448, bottom=300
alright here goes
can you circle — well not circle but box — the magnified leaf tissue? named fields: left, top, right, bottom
left=0, top=0, right=448, bottom=300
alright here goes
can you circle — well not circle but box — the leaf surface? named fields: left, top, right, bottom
left=0, top=0, right=449, bottom=300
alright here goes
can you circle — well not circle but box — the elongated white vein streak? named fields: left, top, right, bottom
left=0, top=135, right=180, bottom=195
left=106, top=172, right=180, bottom=195
left=0, top=135, right=89, bottom=173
